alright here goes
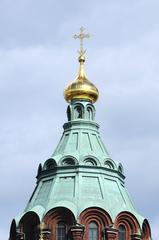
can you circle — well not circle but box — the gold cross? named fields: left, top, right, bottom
left=74, top=27, right=90, bottom=55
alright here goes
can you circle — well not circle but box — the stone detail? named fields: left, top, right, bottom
left=131, top=233, right=142, bottom=240
left=70, top=225, right=84, bottom=240
left=105, top=227, right=118, bottom=240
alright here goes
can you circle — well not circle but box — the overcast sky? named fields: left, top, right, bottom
left=0, top=0, right=159, bottom=239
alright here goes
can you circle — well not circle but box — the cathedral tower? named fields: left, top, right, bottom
left=9, top=28, right=151, bottom=240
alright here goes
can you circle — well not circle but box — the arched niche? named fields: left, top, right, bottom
left=114, top=211, right=141, bottom=240
left=82, top=155, right=100, bottom=167
left=80, top=207, right=112, bottom=240
left=73, top=104, right=84, bottom=119
left=61, top=158, right=76, bottom=166
left=43, top=159, right=57, bottom=170
left=19, top=212, right=40, bottom=240
left=104, top=160, right=115, bottom=170
left=86, top=104, right=95, bottom=121
left=84, top=158, right=97, bottom=166
left=60, top=156, right=78, bottom=166
left=43, top=207, right=75, bottom=240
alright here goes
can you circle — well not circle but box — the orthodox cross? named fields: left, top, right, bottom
left=74, top=27, right=90, bottom=55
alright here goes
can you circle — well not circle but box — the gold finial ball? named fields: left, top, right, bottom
left=64, top=76, right=99, bottom=103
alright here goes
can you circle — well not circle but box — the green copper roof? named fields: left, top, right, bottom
left=18, top=100, right=145, bottom=230
left=51, top=101, right=110, bottom=165
left=25, top=166, right=144, bottom=227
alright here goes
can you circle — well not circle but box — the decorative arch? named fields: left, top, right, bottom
left=104, top=160, right=115, bottom=170
left=43, top=159, right=57, bottom=170
left=80, top=207, right=112, bottom=240
left=86, top=104, right=95, bottom=121
left=44, top=207, right=75, bottom=240
left=142, top=219, right=151, bottom=240
left=60, top=156, right=78, bottom=166
left=114, top=211, right=141, bottom=239
left=61, top=158, right=76, bottom=166
left=84, top=158, right=97, bottom=166
left=81, top=155, right=101, bottom=166
left=19, top=211, right=40, bottom=240
left=73, top=104, right=84, bottom=119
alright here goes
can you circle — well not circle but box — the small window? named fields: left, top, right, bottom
left=89, top=222, right=98, bottom=240
left=57, top=222, right=66, bottom=240
left=47, top=162, right=54, bottom=170
left=74, top=106, right=83, bottom=119
left=62, top=158, right=75, bottom=166
left=46, top=159, right=57, bottom=170
left=84, top=158, right=97, bottom=166
left=119, top=225, right=126, bottom=240
left=87, top=107, right=93, bottom=120
left=104, top=161, right=114, bottom=169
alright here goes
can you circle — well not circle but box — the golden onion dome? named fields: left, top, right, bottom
left=64, top=54, right=99, bottom=103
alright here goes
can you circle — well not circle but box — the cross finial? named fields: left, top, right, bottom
left=74, top=27, right=90, bottom=56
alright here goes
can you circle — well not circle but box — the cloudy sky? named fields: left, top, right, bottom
left=0, top=0, right=159, bottom=239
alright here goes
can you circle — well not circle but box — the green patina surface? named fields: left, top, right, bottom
left=16, top=100, right=145, bottom=230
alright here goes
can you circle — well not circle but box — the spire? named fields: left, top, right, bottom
left=64, top=27, right=99, bottom=103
